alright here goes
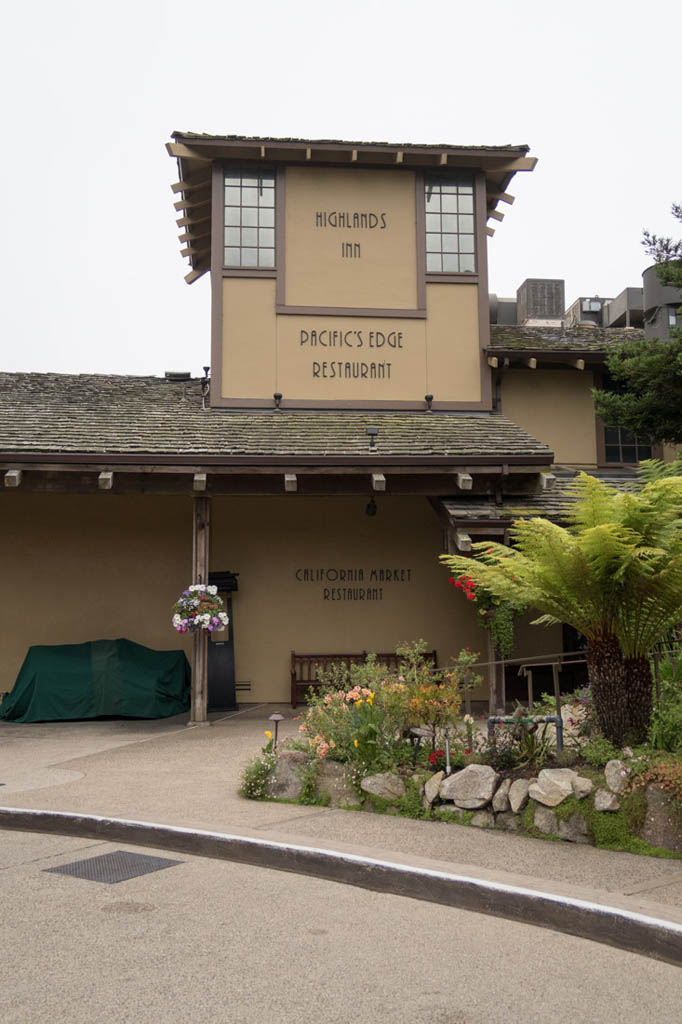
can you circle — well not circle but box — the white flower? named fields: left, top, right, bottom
left=207, top=585, right=218, bottom=596
left=463, top=714, right=474, bottom=725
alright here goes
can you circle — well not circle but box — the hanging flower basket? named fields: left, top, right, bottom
left=171, top=584, right=229, bottom=634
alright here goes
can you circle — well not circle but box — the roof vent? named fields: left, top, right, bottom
left=164, top=371, right=192, bottom=381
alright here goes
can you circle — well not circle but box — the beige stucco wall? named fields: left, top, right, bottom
left=284, top=166, right=418, bottom=310
left=221, top=279, right=481, bottom=405
left=501, top=369, right=598, bottom=466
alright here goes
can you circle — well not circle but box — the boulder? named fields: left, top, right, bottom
left=558, top=812, right=590, bottom=844
left=605, top=759, right=628, bottom=795
left=360, top=772, right=405, bottom=801
left=572, top=776, right=594, bottom=800
left=534, top=806, right=558, bottom=835
left=440, top=764, right=500, bottom=809
left=267, top=750, right=308, bottom=800
left=492, top=778, right=512, bottom=813
left=643, top=784, right=682, bottom=853
left=495, top=811, right=519, bottom=831
left=528, top=768, right=576, bottom=807
left=470, top=810, right=495, bottom=828
left=424, top=771, right=444, bottom=808
left=316, top=761, right=361, bottom=808
left=594, top=787, right=620, bottom=812
left=509, top=778, right=530, bottom=813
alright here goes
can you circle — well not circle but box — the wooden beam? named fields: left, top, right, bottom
left=351, top=149, right=358, bottom=162
left=455, top=530, right=472, bottom=552
left=178, top=230, right=210, bottom=244
left=260, top=145, right=266, bottom=159
left=395, top=151, right=403, bottom=164
left=486, top=226, right=495, bottom=237
left=440, top=153, right=448, bottom=165
left=98, top=471, right=113, bottom=490
left=570, top=359, right=586, bottom=371
left=305, top=147, right=312, bottom=161
left=456, top=472, right=473, bottom=491
left=489, top=209, right=505, bottom=222
left=490, top=156, right=538, bottom=172
left=174, top=197, right=210, bottom=213
left=185, top=267, right=208, bottom=285
left=190, top=496, right=211, bottom=726
left=524, top=357, right=537, bottom=370
left=166, top=142, right=211, bottom=161
left=371, top=473, right=386, bottom=491
left=487, top=356, right=499, bottom=368
left=284, top=473, right=297, bottom=492
left=176, top=213, right=210, bottom=228
left=180, top=245, right=210, bottom=260
left=541, top=473, right=557, bottom=491
left=193, top=472, right=207, bottom=491
left=4, top=469, right=22, bottom=487
left=170, top=176, right=211, bottom=194
left=489, top=191, right=515, bottom=205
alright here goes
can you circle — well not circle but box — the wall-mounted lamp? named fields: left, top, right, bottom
left=273, top=392, right=283, bottom=411
left=365, top=497, right=377, bottom=517
left=425, top=394, right=434, bottom=412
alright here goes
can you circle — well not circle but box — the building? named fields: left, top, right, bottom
left=0, top=134, right=677, bottom=716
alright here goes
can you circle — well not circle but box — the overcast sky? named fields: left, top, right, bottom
left=1, top=0, right=680, bottom=378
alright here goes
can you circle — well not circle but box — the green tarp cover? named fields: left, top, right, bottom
left=0, top=638, right=191, bottom=723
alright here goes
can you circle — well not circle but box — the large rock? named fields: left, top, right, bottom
left=316, top=761, right=361, bottom=808
left=267, top=750, right=308, bottom=800
left=594, top=787, right=620, bottom=812
left=495, top=811, right=519, bottom=831
left=558, top=812, right=590, bottom=844
left=492, top=778, right=512, bottom=813
left=605, top=759, right=628, bottom=795
left=361, top=772, right=405, bottom=802
left=424, top=771, right=444, bottom=807
left=643, top=784, right=682, bottom=853
left=440, top=764, right=500, bottom=809
left=528, top=769, right=576, bottom=807
left=534, top=806, right=558, bottom=834
left=509, top=778, right=530, bottom=813
left=470, top=810, right=495, bottom=828
left=572, top=776, right=594, bottom=800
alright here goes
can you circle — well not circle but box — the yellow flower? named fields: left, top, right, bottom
left=355, top=699, right=363, bottom=705
left=366, top=698, right=373, bottom=707
left=264, top=730, right=272, bottom=739
left=353, top=739, right=359, bottom=748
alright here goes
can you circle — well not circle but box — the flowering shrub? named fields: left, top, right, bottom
left=171, top=583, right=229, bottom=634
left=448, top=571, right=525, bottom=658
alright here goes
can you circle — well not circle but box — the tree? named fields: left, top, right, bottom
left=593, top=202, right=682, bottom=443
left=441, top=474, right=682, bottom=745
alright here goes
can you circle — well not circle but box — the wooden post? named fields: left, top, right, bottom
left=190, top=496, right=211, bottom=726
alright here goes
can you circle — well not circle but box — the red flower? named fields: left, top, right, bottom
left=464, top=748, right=471, bottom=755
left=428, top=752, right=438, bottom=765
left=466, top=594, right=475, bottom=601
left=436, top=749, right=445, bottom=758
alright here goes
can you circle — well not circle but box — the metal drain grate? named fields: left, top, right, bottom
left=44, top=849, right=183, bottom=884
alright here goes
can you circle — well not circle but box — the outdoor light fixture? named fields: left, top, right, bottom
left=268, top=712, right=285, bottom=748
left=409, top=726, right=434, bottom=767
left=365, top=426, right=378, bottom=450
left=365, top=497, right=377, bottom=517
left=424, top=394, right=434, bottom=412
left=273, top=392, right=282, bottom=410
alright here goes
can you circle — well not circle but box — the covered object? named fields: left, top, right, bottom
left=0, top=639, right=190, bottom=723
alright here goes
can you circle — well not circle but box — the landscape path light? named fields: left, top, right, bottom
left=268, top=712, right=285, bottom=749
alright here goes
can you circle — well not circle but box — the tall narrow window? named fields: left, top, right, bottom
left=604, top=427, right=652, bottom=464
left=424, top=174, right=476, bottom=273
left=224, top=169, right=276, bottom=268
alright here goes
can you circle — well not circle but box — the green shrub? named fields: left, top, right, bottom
left=239, top=750, right=276, bottom=800
left=582, top=735, right=622, bottom=767
left=650, top=655, right=682, bottom=752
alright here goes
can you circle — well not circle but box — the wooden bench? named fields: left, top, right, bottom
left=290, top=649, right=437, bottom=708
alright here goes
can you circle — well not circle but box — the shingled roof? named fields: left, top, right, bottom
left=489, top=324, right=644, bottom=355
left=0, top=373, right=552, bottom=464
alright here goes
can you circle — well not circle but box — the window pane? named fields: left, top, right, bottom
left=457, top=194, right=474, bottom=213
left=441, top=214, right=458, bottom=232
left=440, top=182, right=457, bottom=194
left=637, top=445, right=652, bottom=460
left=260, top=171, right=275, bottom=185
left=426, top=253, right=442, bottom=272
left=604, top=427, right=620, bottom=444
left=241, top=248, right=258, bottom=266
left=442, top=254, right=460, bottom=272
left=242, top=207, right=258, bottom=226
left=225, top=173, right=241, bottom=186
left=442, top=234, right=459, bottom=253
left=457, top=179, right=473, bottom=194
left=441, top=194, right=458, bottom=213
left=241, top=187, right=258, bottom=206
left=225, top=187, right=241, bottom=205
left=426, top=233, right=441, bottom=252
left=459, top=235, right=475, bottom=253
left=259, top=228, right=274, bottom=247
left=425, top=213, right=441, bottom=232
left=225, top=247, right=241, bottom=266
left=259, top=207, right=275, bottom=226
left=224, top=227, right=240, bottom=246
left=242, top=173, right=259, bottom=186
left=258, top=248, right=275, bottom=268
left=605, top=446, right=621, bottom=462
left=621, top=429, right=635, bottom=443
left=225, top=206, right=240, bottom=226
left=459, top=254, right=475, bottom=272
left=241, top=227, right=258, bottom=246
left=621, top=445, right=637, bottom=463
left=425, top=192, right=440, bottom=211
left=458, top=215, right=474, bottom=233
left=259, top=188, right=275, bottom=207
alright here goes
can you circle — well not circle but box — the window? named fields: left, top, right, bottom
left=424, top=173, right=476, bottom=273
left=604, top=426, right=652, bottom=464
left=223, top=169, right=275, bottom=268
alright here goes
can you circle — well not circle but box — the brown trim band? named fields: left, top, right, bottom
left=210, top=396, right=496, bottom=411
left=0, top=452, right=554, bottom=468
left=275, top=304, right=426, bottom=319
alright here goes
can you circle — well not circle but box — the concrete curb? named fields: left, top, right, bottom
left=3, top=805, right=682, bottom=967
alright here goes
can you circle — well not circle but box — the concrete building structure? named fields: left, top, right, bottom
left=0, top=134, right=678, bottom=718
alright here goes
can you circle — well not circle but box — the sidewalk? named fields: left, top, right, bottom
left=2, top=703, right=682, bottom=913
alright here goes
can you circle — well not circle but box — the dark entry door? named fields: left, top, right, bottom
left=207, top=571, right=239, bottom=711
